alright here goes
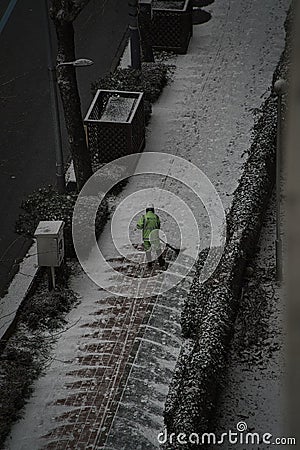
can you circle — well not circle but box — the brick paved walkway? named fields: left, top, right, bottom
left=40, top=249, right=182, bottom=450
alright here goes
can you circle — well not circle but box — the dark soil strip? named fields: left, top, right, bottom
left=163, top=4, right=293, bottom=449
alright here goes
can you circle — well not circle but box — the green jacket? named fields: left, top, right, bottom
left=137, top=211, right=160, bottom=241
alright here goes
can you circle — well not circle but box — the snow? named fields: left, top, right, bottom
left=152, top=1, right=186, bottom=10
left=100, top=96, right=136, bottom=123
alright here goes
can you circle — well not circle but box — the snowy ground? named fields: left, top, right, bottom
left=211, top=194, right=287, bottom=449
left=5, top=0, right=289, bottom=448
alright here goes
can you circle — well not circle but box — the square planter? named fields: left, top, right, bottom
left=140, top=0, right=193, bottom=54
left=84, top=90, right=145, bottom=165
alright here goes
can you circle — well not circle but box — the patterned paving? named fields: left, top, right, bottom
left=41, top=249, right=181, bottom=449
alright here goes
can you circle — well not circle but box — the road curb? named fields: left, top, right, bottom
left=0, top=242, right=39, bottom=347
left=110, top=28, right=130, bottom=72
left=163, top=5, right=292, bottom=446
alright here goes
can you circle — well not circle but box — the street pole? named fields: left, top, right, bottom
left=128, top=0, right=142, bottom=69
left=274, top=78, right=287, bottom=283
left=139, top=0, right=154, bottom=63
left=44, top=0, right=65, bottom=193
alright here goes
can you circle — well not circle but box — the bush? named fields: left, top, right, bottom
left=0, top=337, right=41, bottom=445
left=92, top=62, right=172, bottom=124
left=16, top=186, right=108, bottom=258
left=21, top=286, right=78, bottom=331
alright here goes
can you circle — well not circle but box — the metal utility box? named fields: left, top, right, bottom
left=34, top=221, right=64, bottom=267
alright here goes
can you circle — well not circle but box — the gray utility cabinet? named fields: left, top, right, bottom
left=34, top=221, right=64, bottom=267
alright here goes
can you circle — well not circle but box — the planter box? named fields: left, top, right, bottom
left=84, top=90, right=145, bottom=165
left=140, top=0, right=193, bottom=54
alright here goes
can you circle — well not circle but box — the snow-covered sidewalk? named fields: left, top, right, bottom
left=6, top=0, right=288, bottom=448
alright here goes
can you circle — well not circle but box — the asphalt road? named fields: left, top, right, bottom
left=0, top=0, right=128, bottom=296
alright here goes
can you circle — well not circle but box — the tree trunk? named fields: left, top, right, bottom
left=54, top=20, right=92, bottom=191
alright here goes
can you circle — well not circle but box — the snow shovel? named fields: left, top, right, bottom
left=159, top=237, right=180, bottom=256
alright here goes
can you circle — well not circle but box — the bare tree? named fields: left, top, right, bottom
left=49, top=0, right=92, bottom=191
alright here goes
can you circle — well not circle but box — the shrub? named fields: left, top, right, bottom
left=0, top=337, right=42, bottom=445
left=92, top=62, right=172, bottom=124
left=16, top=186, right=108, bottom=258
left=21, top=286, right=78, bottom=331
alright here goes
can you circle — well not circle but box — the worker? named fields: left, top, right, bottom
left=137, top=203, right=166, bottom=269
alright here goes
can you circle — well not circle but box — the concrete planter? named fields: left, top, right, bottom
left=140, top=0, right=193, bottom=54
left=84, top=90, right=145, bottom=165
